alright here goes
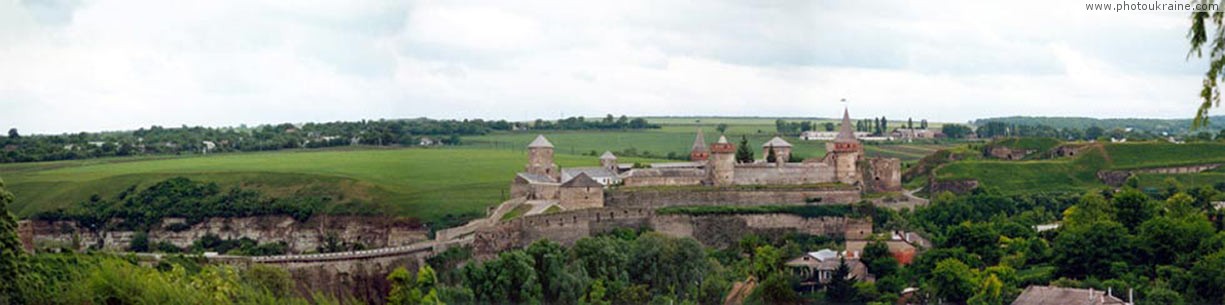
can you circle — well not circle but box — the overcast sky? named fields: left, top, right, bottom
left=0, top=0, right=1215, bottom=134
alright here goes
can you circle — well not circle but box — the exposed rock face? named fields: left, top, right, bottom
left=25, top=215, right=428, bottom=253
left=928, top=179, right=979, bottom=195
left=1097, top=170, right=1132, bottom=187
left=987, top=147, right=1034, bottom=160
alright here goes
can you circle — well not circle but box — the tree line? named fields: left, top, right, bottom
left=0, top=115, right=659, bottom=163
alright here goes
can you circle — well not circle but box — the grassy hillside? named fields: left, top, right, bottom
left=932, top=141, right=1225, bottom=194
left=0, top=148, right=661, bottom=226
left=1104, top=142, right=1225, bottom=169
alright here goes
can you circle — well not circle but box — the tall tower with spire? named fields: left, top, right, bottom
left=828, top=108, right=863, bottom=185
left=526, top=135, right=560, bottom=181
left=690, top=129, right=709, bottom=161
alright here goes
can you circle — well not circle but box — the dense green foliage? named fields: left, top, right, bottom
left=0, top=179, right=22, bottom=304
left=31, top=177, right=325, bottom=231
left=902, top=187, right=1225, bottom=304
left=12, top=253, right=354, bottom=305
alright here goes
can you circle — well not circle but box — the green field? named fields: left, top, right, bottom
left=0, top=148, right=661, bottom=226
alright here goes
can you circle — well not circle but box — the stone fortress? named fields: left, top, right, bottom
left=510, top=108, right=903, bottom=212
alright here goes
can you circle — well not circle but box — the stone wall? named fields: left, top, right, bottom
left=560, top=185, right=605, bottom=210
left=604, top=187, right=860, bottom=209
left=1133, top=163, right=1222, bottom=174
left=928, top=179, right=979, bottom=194
left=17, top=220, right=34, bottom=253
left=987, top=147, right=1034, bottom=160
left=25, top=215, right=429, bottom=253
left=863, top=158, right=902, bottom=193
left=621, top=168, right=706, bottom=187
left=732, top=163, right=835, bottom=185
left=473, top=207, right=864, bottom=256
left=473, top=208, right=653, bottom=257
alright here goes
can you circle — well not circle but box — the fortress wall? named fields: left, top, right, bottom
left=732, top=163, right=835, bottom=185
left=1134, top=164, right=1222, bottom=174
left=25, top=215, right=428, bottom=253
left=474, top=207, right=859, bottom=255
left=627, top=173, right=705, bottom=186
left=604, top=188, right=860, bottom=209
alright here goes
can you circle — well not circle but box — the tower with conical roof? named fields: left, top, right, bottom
left=526, top=135, right=560, bottom=181
left=599, top=151, right=618, bottom=171
left=690, top=129, right=710, bottom=161
left=828, top=108, right=862, bottom=185
left=708, top=135, right=736, bottom=185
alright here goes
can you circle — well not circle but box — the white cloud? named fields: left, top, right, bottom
left=0, top=0, right=1215, bottom=134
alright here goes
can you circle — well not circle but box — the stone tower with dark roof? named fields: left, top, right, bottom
left=690, top=129, right=710, bottom=161
left=762, top=136, right=793, bottom=164
left=828, top=108, right=862, bottom=185
left=526, top=135, right=560, bottom=181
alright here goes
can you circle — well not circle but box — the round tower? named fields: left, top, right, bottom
left=708, top=135, right=736, bottom=186
left=526, top=135, right=560, bottom=181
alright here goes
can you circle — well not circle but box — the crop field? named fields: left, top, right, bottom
left=0, top=148, right=663, bottom=226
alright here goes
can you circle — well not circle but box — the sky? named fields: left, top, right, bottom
left=0, top=0, right=1217, bottom=134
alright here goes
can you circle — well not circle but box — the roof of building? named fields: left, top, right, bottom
left=845, top=240, right=918, bottom=265
left=528, top=134, right=554, bottom=148
left=835, top=108, right=860, bottom=144
left=762, top=136, right=793, bottom=148
left=717, top=135, right=729, bottom=144
left=600, top=151, right=617, bottom=160
left=784, top=251, right=872, bottom=281
left=560, top=172, right=604, bottom=188
left=692, top=129, right=708, bottom=152
left=562, top=167, right=619, bottom=182
left=516, top=172, right=556, bottom=184
left=1011, top=286, right=1128, bottom=305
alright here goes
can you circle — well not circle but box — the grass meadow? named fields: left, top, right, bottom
left=0, top=147, right=662, bottom=226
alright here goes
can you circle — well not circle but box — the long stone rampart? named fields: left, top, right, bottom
left=604, top=187, right=860, bottom=208
left=1132, top=163, right=1223, bottom=174
left=473, top=207, right=866, bottom=256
